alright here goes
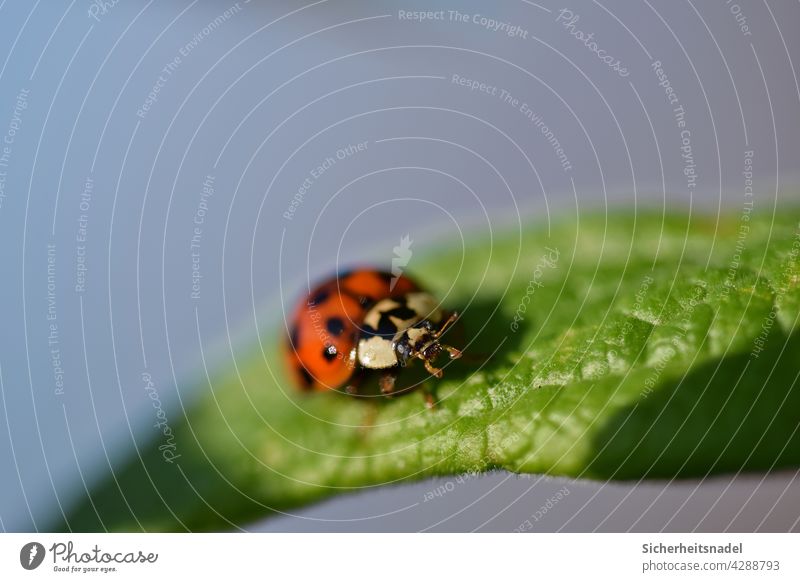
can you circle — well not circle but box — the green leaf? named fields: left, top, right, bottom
left=62, top=208, right=800, bottom=531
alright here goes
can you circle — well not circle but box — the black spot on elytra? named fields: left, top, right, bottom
left=289, top=325, right=300, bottom=348
left=326, top=317, right=345, bottom=336
left=308, top=289, right=330, bottom=307
left=297, top=366, right=314, bottom=390
left=322, top=344, right=338, bottom=362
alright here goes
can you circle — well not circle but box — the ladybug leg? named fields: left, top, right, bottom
left=407, top=352, right=438, bottom=407
left=344, top=370, right=364, bottom=397
left=423, top=359, right=443, bottom=379
left=444, top=345, right=462, bottom=360
left=422, top=384, right=436, bottom=409
left=379, top=369, right=398, bottom=396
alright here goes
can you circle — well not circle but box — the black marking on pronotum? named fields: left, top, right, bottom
left=322, top=344, right=338, bottom=362
left=385, top=304, right=417, bottom=320
left=326, top=317, right=345, bottom=336
left=362, top=304, right=418, bottom=338
left=379, top=305, right=417, bottom=335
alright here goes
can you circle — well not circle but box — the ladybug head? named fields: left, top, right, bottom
left=394, top=313, right=461, bottom=378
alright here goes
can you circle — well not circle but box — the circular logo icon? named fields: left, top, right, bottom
left=20, top=542, right=45, bottom=570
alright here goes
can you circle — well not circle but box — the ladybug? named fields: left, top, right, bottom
left=283, top=269, right=461, bottom=407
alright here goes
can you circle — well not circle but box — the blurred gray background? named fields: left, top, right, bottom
left=0, top=0, right=798, bottom=532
